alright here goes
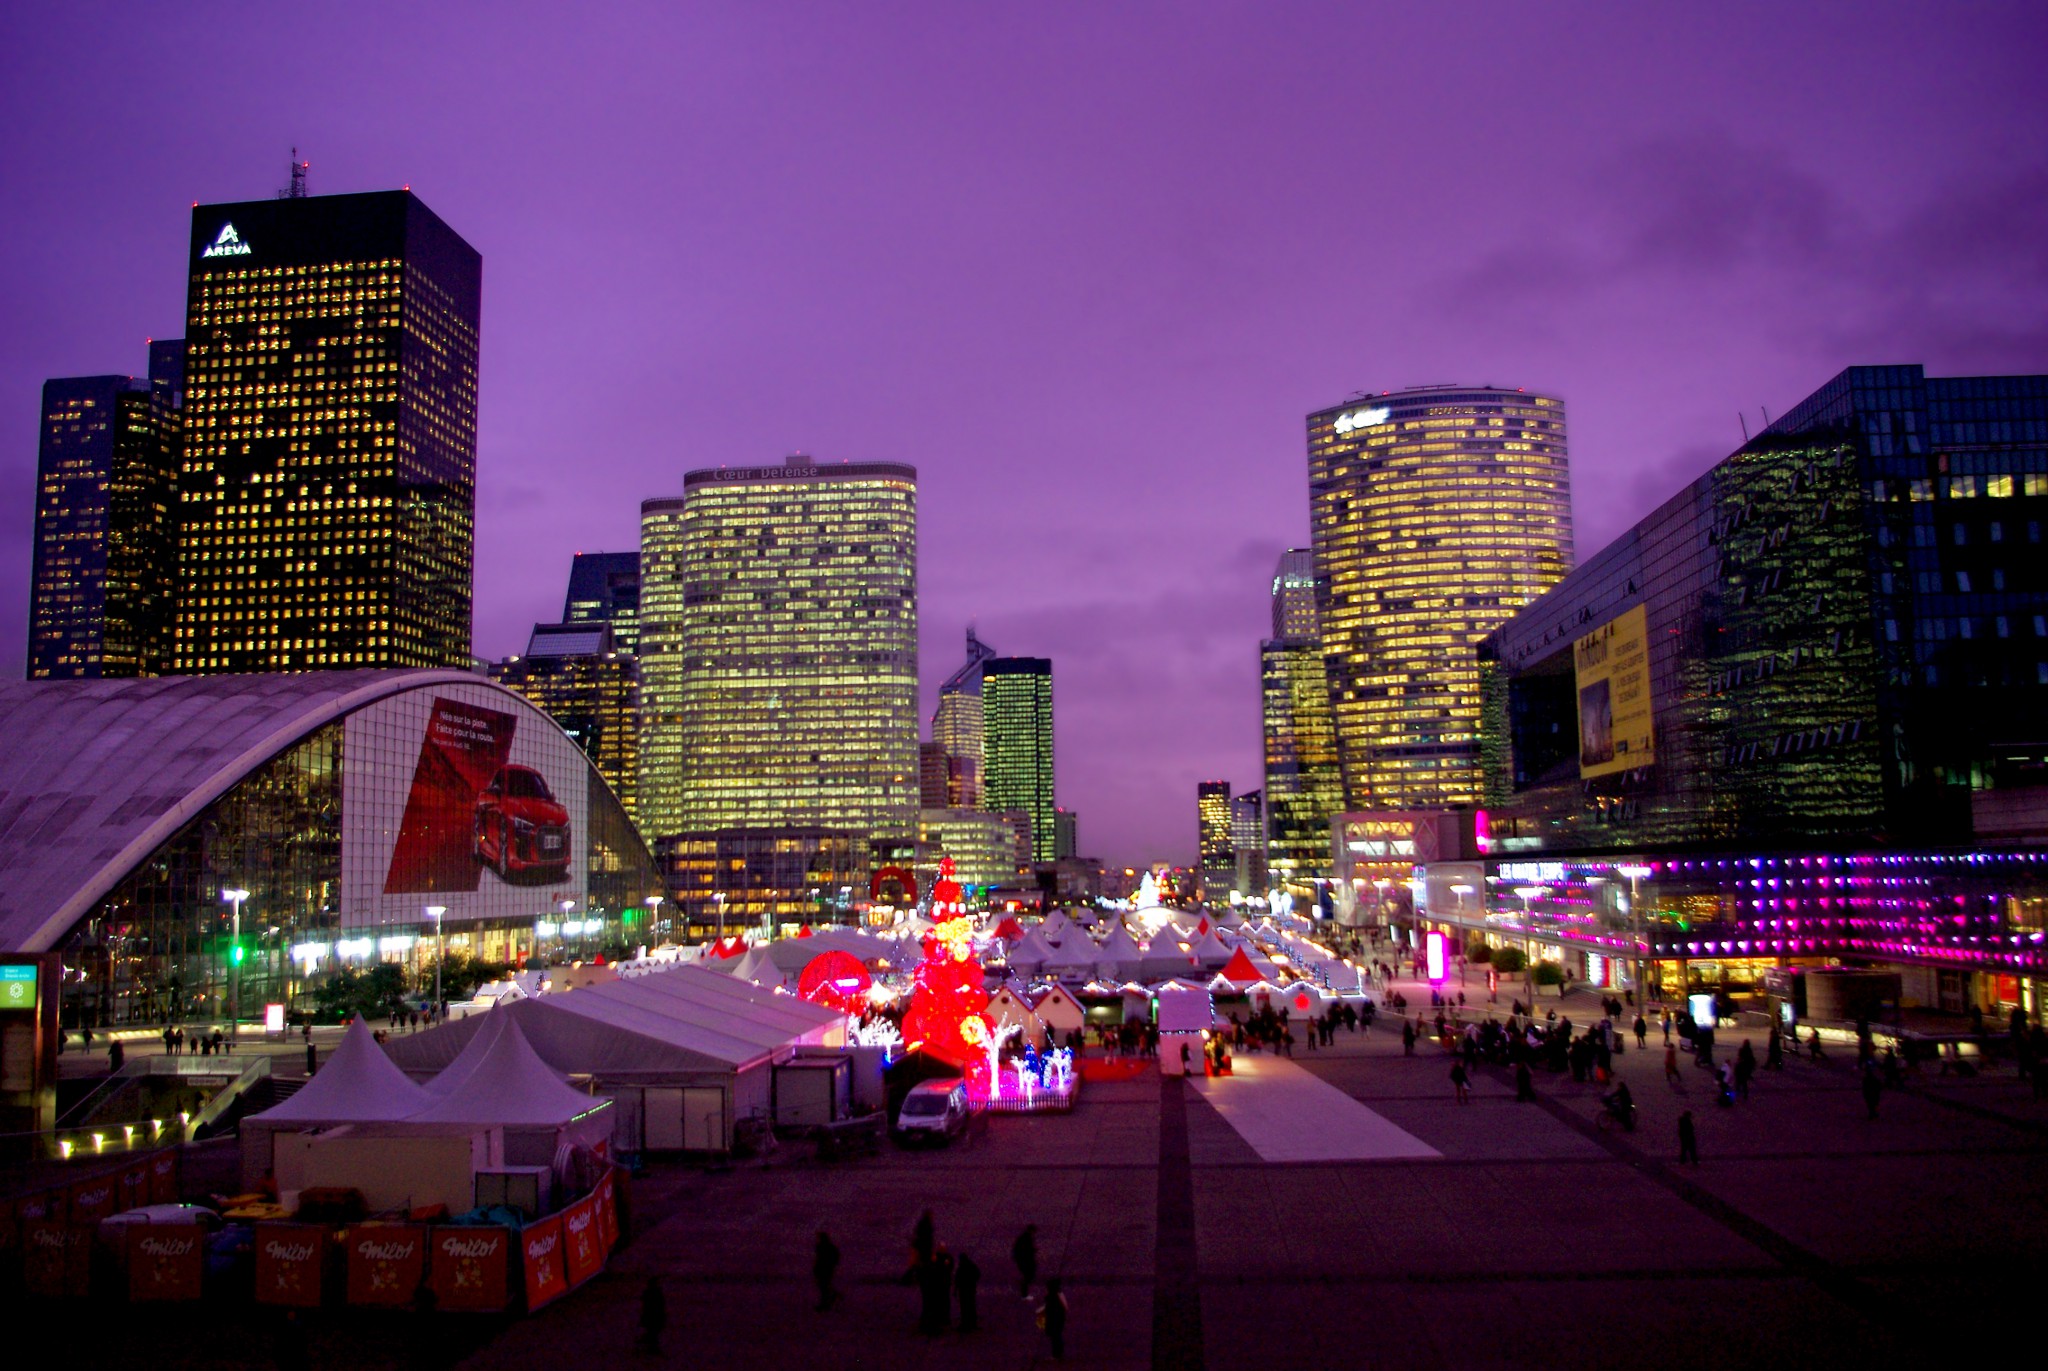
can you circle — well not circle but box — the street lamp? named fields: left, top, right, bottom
left=425, top=906, right=446, bottom=1018
left=713, top=891, right=727, bottom=943
left=1513, top=885, right=1547, bottom=993
left=559, top=899, right=577, bottom=959
left=645, top=894, right=664, bottom=941
left=221, top=888, right=249, bottom=1041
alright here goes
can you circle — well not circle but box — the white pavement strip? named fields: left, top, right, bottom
left=1188, top=1053, right=1442, bottom=1162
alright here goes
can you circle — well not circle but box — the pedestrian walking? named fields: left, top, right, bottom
left=1402, top=1020, right=1416, bottom=1056
left=1766, top=1030, right=1784, bottom=1070
left=813, top=1230, right=841, bottom=1310
left=638, top=1276, right=666, bottom=1353
left=955, top=1251, right=981, bottom=1332
left=1449, top=1061, right=1471, bottom=1104
left=1012, top=1223, right=1038, bottom=1296
left=911, top=1209, right=936, bottom=1267
left=920, top=1245, right=955, bottom=1334
left=1664, top=1041, right=1681, bottom=1085
left=1038, top=1277, right=1068, bottom=1360
left=1661, top=1009, right=1673, bottom=1044
left=1677, top=1109, right=1699, bottom=1165
left=1634, top=1014, right=1648, bottom=1049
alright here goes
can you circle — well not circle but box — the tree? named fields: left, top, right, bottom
left=1531, top=961, right=1565, bottom=989
left=310, top=964, right=409, bottom=1023
left=1491, top=946, right=1527, bottom=976
left=433, top=951, right=512, bottom=1002
left=1465, top=939, right=1492, bottom=965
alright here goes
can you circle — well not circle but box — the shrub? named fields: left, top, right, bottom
left=1465, top=940, right=1492, bottom=965
left=1531, top=961, right=1565, bottom=987
left=1491, top=946, right=1527, bottom=976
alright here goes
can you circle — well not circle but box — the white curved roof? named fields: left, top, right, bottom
left=0, top=670, right=489, bottom=951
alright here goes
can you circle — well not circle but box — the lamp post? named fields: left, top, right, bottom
left=1513, top=885, right=1547, bottom=994
left=645, top=894, right=664, bottom=942
left=559, top=899, right=577, bottom=959
left=425, top=906, right=446, bottom=1018
left=713, top=891, right=727, bottom=943
left=1617, top=864, right=1652, bottom=1008
left=221, top=888, right=249, bottom=1041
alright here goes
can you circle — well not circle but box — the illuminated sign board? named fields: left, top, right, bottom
left=1425, top=931, right=1447, bottom=984
left=1575, top=604, right=1655, bottom=779
left=264, top=1004, right=287, bottom=1033
left=1332, top=405, right=1391, bottom=436
left=0, top=964, right=37, bottom=1011
left=201, top=223, right=251, bottom=258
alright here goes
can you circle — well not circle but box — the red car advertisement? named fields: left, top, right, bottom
left=385, top=698, right=519, bottom=894
left=344, top=686, right=586, bottom=925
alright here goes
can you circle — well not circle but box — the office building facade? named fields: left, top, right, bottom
left=28, top=348, right=184, bottom=678
left=1262, top=547, right=1344, bottom=888
left=1230, top=790, right=1266, bottom=896
left=931, top=628, right=999, bottom=808
left=1309, top=385, right=1571, bottom=811
left=1197, top=780, right=1233, bottom=897
left=489, top=620, right=640, bottom=822
left=1480, top=364, right=2048, bottom=854
left=172, top=191, right=481, bottom=673
left=982, top=657, right=1055, bottom=861
left=639, top=455, right=918, bottom=848
left=562, top=550, right=640, bottom=654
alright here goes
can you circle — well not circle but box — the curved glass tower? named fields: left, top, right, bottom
left=1308, top=385, right=1572, bottom=810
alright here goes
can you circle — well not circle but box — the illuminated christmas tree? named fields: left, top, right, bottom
left=899, top=859, right=995, bottom=1093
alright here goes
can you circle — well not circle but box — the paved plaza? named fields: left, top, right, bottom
left=79, top=973, right=2048, bottom=1370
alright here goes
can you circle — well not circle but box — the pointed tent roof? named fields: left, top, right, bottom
left=410, top=1015, right=610, bottom=1126
left=1042, top=930, right=1101, bottom=972
left=1191, top=927, right=1233, bottom=968
left=990, top=916, right=1025, bottom=943
left=1145, top=925, right=1190, bottom=956
left=1094, top=920, right=1142, bottom=963
left=1007, top=926, right=1057, bottom=970
left=1037, top=909, right=1075, bottom=945
left=1219, top=946, right=1265, bottom=986
left=252, top=1016, right=433, bottom=1122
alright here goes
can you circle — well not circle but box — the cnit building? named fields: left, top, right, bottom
left=1397, top=365, right=2048, bottom=1023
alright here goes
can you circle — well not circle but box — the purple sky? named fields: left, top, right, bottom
left=4, top=4, right=2046, bottom=865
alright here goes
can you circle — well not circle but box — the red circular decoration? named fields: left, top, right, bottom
left=869, top=865, right=918, bottom=904
left=797, top=951, right=872, bottom=1014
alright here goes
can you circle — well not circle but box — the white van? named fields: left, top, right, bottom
left=893, top=1078, right=969, bottom=1143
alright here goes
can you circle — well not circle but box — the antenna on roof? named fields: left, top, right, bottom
left=1739, top=413, right=1750, bottom=442
left=277, top=148, right=308, bottom=199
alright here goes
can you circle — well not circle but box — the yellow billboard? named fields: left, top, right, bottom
left=1575, top=604, right=1654, bottom=778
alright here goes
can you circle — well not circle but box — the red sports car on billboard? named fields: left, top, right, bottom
left=474, top=765, right=571, bottom=881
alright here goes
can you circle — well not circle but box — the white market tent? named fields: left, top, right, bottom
left=1093, top=921, right=1144, bottom=980
left=1155, top=983, right=1215, bottom=1034
left=240, top=1015, right=442, bottom=1188
left=384, top=966, right=843, bottom=1154
left=1139, top=925, right=1198, bottom=981
left=1041, top=931, right=1101, bottom=980
left=1036, top=909, right=1077, bottom=946
left=407, top=1013, right=614, bottom=1164
left=1007, top=927, right=1058, bottom=976
left=1190, top=927, right=1234, bottom=970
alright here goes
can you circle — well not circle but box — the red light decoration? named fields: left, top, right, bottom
left=898, top=860, right=994, bottom=1091
left=797, top=950, right=872, bottom=1015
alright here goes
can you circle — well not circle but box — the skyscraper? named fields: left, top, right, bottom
left=1309, top=385, right=1571, bottom=810
left=562, top=551, right=640, bottom=654
left=638, top=454, right=918, bottom=846
left=636, top=498, right=688, bottom=838
left=1270, top=546, right=1318, bottom=639
left=931, top=628, right=999, bottom=807
left=172, top=191, right=481, bottom=673
left=489, top=620, right=640, bottom=820
left=1197, top=781, right=1233, bottom=896
left=1262, top=547, right=1343, bottom=888
left=982, top=657, right=1055, bottom=861
left=28, top=345, right=183, bottom=678
left=1230, top=790, right=1266, bottom=896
